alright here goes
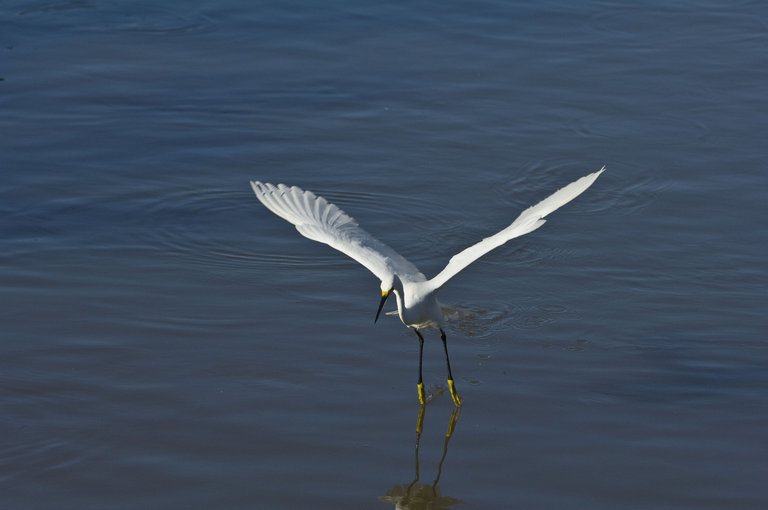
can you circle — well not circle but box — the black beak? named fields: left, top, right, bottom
left=374, top=291, right=390, bottom=324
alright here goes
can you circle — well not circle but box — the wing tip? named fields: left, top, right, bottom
left=251, top=181, right=298, bottom=198
left=570, top=165, right=605, bottom=197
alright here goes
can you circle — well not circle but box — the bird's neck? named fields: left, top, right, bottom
left=391, top=277, right=406, bottom=320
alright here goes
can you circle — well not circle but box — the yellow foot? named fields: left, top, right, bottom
left=447, top=379, right=462, bottom=407
left=417, top=382, right=426, bottom=405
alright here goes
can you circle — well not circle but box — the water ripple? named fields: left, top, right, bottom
left=17, top=1, right=217, bottom=35
left=501, top=161, right=662, bottom=217
left=443, top=299, right=573, bottom=341
left=133, top=185, right=458, bottom=274
left=569, top=113, right=710, bottom=147
left=589, top=3, right=765, bottom=39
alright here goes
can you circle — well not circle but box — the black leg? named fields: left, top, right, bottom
left=439, top=329, right=454, bottom=380
left=440, top=329, right=462, bottom=407
left=413, top=328, right=426, bottom=405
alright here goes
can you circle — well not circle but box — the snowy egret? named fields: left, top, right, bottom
left=250, top=167, right=604, bottom=406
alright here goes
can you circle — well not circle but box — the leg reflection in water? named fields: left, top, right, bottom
left=379, top=405, right=463, bottom=509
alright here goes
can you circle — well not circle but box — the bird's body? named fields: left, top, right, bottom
left=250, top=167, right=605, bottom=406
left=392, top=281, right=443, bottom=330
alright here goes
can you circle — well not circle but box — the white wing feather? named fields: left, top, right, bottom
left=428, top=167, right=605, bottom=290
left=250, top=182, right=426, bottom=283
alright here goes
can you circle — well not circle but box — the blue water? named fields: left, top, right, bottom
left=2, top=1, right=767, bottom=508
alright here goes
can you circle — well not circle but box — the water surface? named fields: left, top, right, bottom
left=1, top=1, right=767, bottom=508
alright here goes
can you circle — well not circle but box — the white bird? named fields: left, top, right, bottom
left=250, top=167, right=604, bottom=407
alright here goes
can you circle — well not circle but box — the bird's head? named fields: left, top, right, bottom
left=375, top=277, right=394, bottom=324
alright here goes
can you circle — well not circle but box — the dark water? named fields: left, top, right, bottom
left=2, top=1, right=767, bottom=508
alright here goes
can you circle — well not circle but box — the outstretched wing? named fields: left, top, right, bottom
left=250, top=182, right=426, bottom=283
left=428, top=167, right=605, bottom=291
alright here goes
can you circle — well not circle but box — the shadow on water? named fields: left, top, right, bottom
left=379, top=406, right=463, bottom=509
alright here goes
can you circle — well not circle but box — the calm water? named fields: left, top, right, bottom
left=2, top=1, right=767, bottom=508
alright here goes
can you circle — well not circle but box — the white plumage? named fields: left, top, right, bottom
left=250, top=167, right=605, bottom=406
left=250, top=182, right=426, bottom=284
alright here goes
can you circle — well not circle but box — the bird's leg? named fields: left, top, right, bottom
left=440, top=329, right=462, bottom=407
left=413, top=328, right=426, bottom=405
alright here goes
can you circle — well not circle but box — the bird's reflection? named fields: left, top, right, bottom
left=379, top=405, right=463, bottom=509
